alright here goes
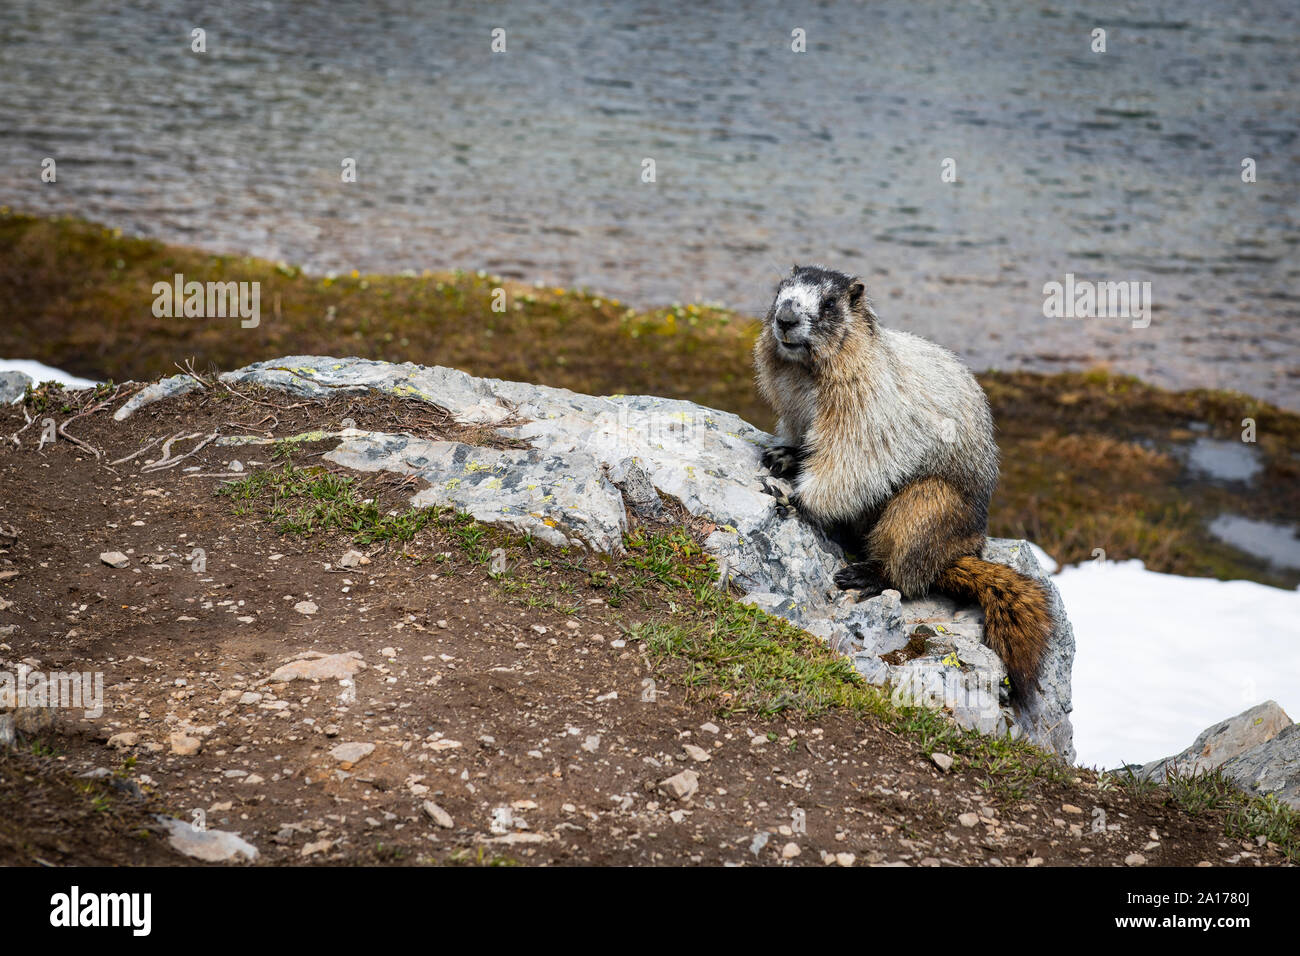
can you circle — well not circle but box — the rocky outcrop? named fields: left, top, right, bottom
left=114, top=355, right=1077, bottom=758
left=1140, top=701, right=1299, bottom=809
left=1139, top=701, right=1292, bottom=781
left=1220, top=724, right=1300, bottom=809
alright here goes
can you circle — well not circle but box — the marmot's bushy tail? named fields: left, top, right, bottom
left=935, top=556, right=1052, bottom=696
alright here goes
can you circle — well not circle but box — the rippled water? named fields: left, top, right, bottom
left=2, top=0, right=1297, bottom=404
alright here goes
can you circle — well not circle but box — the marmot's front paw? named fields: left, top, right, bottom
left=834, top=562, right=887, bottom=596
left=762, top=477, right=800, bottom=519
left=761, top=444, right=803, bottom=479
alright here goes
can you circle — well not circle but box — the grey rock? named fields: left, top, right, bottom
left=608, top=457, right=664, bottom=518
left=0, top=370, right=32, bottom=404
left=269, top=651, right=365, bottom=682
left=337, top=549, right=368, bottom=569
left=659, top=769, right=700, bottom=801
left=1140, top=701, right=1293, bottom=782
left=852, top=653, right=892, bottom=687
left=329, top=742, right=375, bottom=764
left=100, top=551, right=130, bottom=569
left=831, top=589, right=908, bottom=656
left=1220, top=722, right=1300, bottom=809
left=156, top=815, right=259, bottom=863
left=131, top=355, right=1076, bottom=757
left=113, top=373, right=201, bottom=421
left=323, top=432, right=626, bottom=553
left=422, top=801, right=455, bottom=828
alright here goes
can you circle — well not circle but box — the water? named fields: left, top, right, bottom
left=1209, top=514, right=1300, bottom=570
left=1186, top=437, right=1264, bottom=482
left=2, top=0, right=1297, bottom=405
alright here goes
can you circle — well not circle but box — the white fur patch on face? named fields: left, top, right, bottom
left=774, top=281, right=823, bottom=318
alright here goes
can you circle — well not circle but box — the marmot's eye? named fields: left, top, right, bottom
left=819, top=299, right=837, bottom=316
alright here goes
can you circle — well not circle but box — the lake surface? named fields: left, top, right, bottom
left=2, top=0, right=1297, bottom=405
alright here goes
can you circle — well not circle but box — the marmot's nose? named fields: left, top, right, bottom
left=775, top=304, right=798, bottom=335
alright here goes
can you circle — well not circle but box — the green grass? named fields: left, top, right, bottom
left=219, top=461, right=477, bottom=552
left=1226, top=794, right=1300, bottom=861
left=1163, top=767, right=1239, bottom=817
left=1160, top=767, right=1300, bottom=863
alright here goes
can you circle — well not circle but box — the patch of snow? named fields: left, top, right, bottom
left=1044, top=554, right=1300, bottom=770
left=0, top=358, right=98, bottom=393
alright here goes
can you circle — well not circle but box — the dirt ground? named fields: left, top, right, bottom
left=0, top=383, right=1287, bottom=867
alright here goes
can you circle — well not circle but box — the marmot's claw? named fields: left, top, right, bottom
left=761, top=477, right=799, bottom=518
left=761, top=444, right=803, bottom=479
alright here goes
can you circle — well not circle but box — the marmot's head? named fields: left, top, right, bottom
left=765, top=265, right=875, bottom=365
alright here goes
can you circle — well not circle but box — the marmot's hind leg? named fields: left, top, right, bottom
left=866, top=477, right=984, bottom=597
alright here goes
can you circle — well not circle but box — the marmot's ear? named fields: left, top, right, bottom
left=847, top=279, right=866, bottom=305
left=790, top=263, right=800, bottom=275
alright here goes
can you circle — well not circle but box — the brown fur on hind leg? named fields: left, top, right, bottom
left=865, top=477, right=984, bottom=597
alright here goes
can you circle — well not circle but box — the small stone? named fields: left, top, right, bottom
left=700, top=722, right=720, bottom=734
left=107, top=732, right=139, bottom=749
left=330, top=742, right=375, bottom=764
left=157, top=816, right=258, bottom=863
left=422, top=801, right=454, bottom=828
left=958, top=812, right=980, bottom=828
left=1124, top=853, right=1147, bottom=867
left=658, top=769, right=700, bottom=802
left=781, top=842, right=801, bottom=859
left=930, top=752, right=954, bottom=772
left=338, top=549, right=369, bottom=569
left=100, top=552, right=130, bottom=569
left=301, top=839, right=333, bottom=857
left=683, top=744, right=711, bottom=762
left=293, top=600, right=318, bottom=616
left=581, top=735, right=601, bottom=753
left=169, top=733, right=201, bottom=756
left=270, top=652, right=364, bottom=682
left=1062, top=803, right=1084, bottom=815
left=835, top=852, right=856, bottom=867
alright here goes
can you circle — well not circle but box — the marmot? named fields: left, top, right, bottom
left=754, top=265, right=1052, bottom=694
